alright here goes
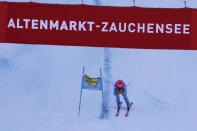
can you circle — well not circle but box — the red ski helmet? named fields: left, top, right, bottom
left=117, top=80, right=124, bottom=88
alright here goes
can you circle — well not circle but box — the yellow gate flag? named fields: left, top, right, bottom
left=82, top=75, right=102, bottom=90
left=84, top=75, right=99, bottom=86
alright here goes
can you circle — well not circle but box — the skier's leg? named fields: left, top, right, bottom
left=115, top=94, right=121, bottom=107
left=122, top=93, right=130, bottom=107
left=115, top=94, right=121, bottom=116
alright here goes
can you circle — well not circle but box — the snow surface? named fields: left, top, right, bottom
left=1, top=0, right=197, bottom=131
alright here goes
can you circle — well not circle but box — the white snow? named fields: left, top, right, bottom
left=1, top=0, right=197, bottom=131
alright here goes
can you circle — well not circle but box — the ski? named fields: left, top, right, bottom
left=115, top=101, right=122, bottom=116
left=125, top=102, right=133, bottom=117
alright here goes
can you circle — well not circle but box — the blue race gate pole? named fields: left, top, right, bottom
left=101, top=78, right=106, bottom=119
left=78, top=85, right=83, bottom=118
left=100, top=68, right=106, bottom=119
left=78, top=67, right=85, bottom=117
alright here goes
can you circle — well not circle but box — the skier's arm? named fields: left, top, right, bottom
left=123, top=83, right=127, bottom=94
left=124, top=82, right=130, bottom=94
left=112, top=81, right=116, bottom=95
left=111, top=81, right=114, bottom=86
left=124, top=86, right=127, bottom=94
left=126, top=82, right=131, bottom=87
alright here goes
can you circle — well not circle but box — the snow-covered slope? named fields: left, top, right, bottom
left=1, top=45, right=197, bottom=131
left=1, top=0, right=197, bottom=131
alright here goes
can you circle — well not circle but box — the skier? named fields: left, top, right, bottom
left=113, top=80, right=132, bottom=116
